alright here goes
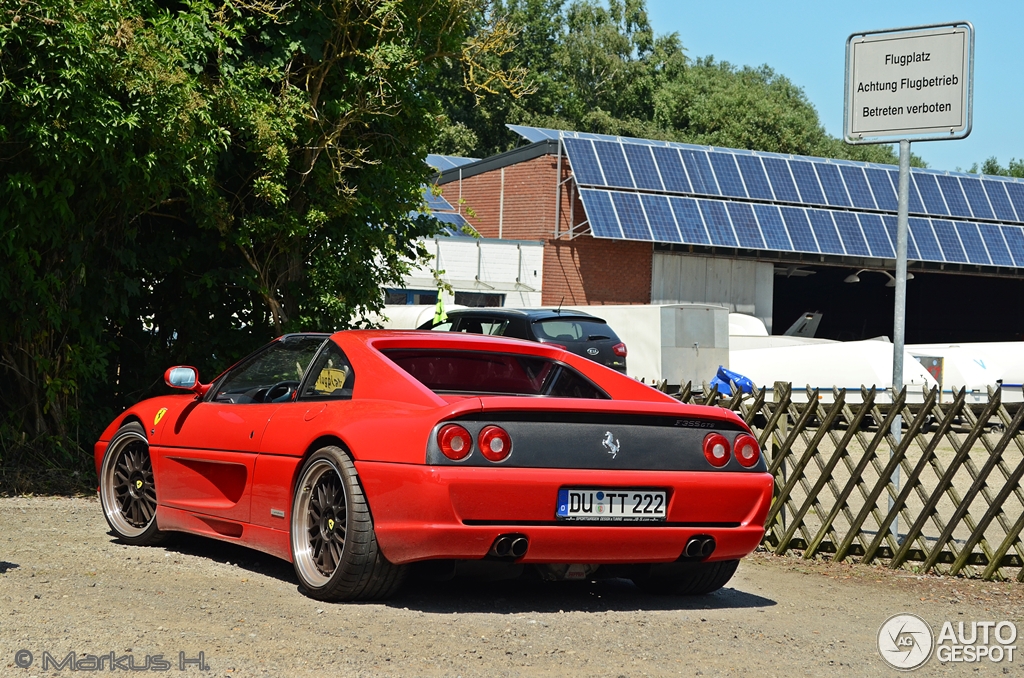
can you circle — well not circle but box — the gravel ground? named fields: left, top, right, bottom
left=3, top=496, right=1024, bottom=677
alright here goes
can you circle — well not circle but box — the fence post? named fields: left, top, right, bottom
left=774, top=381, right=788, bottom=531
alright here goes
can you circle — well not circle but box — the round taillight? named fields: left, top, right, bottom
left=703, top=433, right=731, bottom=468
left=478, top=425, right=512, bottom=462
left=734, top=434, right=761, bottom=468
left=438, top=424, right=472, bottom=461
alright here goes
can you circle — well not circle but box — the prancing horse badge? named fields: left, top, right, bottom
left=602, top=432, right=620, bottom=459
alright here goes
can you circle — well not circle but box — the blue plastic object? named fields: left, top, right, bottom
left=709, top=366, right=755, bottom=396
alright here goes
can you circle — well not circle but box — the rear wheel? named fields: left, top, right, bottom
left=632, top=559, right=739, bottom=595
left=99, top=422, right=167, bottom=546
left=290, top=446, right=407, bottom=601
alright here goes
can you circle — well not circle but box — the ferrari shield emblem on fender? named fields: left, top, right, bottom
left=153, top=407, right=167, bottom=426
left=602, top=432, right=620, bottom=459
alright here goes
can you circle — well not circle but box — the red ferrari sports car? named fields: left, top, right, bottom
left=95, top=331, right=772, bottom=601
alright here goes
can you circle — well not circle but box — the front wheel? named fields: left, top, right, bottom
left=290, top=446, right=406, bottom=601
left=633, top=559, right=739, bottom=595
left=99, top=422, right=167, bottom=546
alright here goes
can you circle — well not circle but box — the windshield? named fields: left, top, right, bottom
left=212, top=335, right=327, bottom=404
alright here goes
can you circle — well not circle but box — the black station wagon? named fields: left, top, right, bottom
left=418, top=308, right=627, bottom=374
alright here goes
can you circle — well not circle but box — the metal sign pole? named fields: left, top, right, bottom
left=893, top=140, right=910, bottom=396
left=844, top=21, right=974, bottom=541
left=889, top=138, right=911, bottom=538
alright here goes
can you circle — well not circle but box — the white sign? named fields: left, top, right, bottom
left=846, top=24, right=972, bottom=141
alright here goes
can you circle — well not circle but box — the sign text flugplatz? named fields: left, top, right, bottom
left=845, top=22, right=973, bottom=143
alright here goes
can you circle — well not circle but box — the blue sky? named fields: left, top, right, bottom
left=645, top=1, right=1021, bottom=172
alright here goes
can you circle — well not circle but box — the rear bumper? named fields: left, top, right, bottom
left=357, top=461, right=772, bottom=565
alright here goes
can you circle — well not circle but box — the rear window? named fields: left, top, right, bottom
left=532, top=318, right=613, bottom=342
left=381, top=350, right=609, bottom=399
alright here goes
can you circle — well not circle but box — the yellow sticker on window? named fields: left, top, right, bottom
left=153, top=408, right=168, bottom=426
left=314, top=368, right=348, bottom=393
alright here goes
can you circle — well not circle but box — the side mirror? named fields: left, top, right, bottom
left=164, top=366, right=207, bottom=395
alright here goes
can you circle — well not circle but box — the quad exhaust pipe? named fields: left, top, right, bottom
left=683, top=535, right=716, bottom=559
left=489, top=533, right=529, bottom=558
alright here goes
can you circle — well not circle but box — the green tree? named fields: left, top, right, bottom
left=0, top=0, right=521, bottom=480
left=653, top=58, right=909, bottom=165
left=439, top=0, right=921, bottom=166
left=0, top=0, right=220, bottom=443
left=970, top=157, right=1024, bottom=178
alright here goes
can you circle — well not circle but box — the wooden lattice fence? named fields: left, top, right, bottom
left=671, top=381, right=1024, bottom=581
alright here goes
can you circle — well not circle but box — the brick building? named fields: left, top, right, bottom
left=436, top=140, right=653, bottom=308
left=411, top=126, right=1024, bottom=343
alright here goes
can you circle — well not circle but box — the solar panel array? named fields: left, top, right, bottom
left=429, top=211, right=475, bottom=237
left=424, top=188, right=455, bottom=212
left=426, top=154, right=479, bottom=171
left=581, top=189, right=1024, bottom=267
left=422, top=157, right=479, bottom=236
left=562, top=136, right=1024, bottom=224
left=415, top=186, right=474, bottom=237
left=507, top=125, right=561, bottom=144
left=508, top=125, right=1024, bottom=268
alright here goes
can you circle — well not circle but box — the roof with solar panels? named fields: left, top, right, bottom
left=415, top=154, right=479, bottom=237
left=430, top=124, right=1024, bottom=270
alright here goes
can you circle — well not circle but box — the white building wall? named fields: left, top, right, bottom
left=401, top=237, right=545, bottom=307
left=563, top=304, right=730, bottom=386
left=651, top=252, right=774, bottom=332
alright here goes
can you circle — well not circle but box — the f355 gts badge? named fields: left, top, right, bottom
left=602, top=431, right=620, bottom=459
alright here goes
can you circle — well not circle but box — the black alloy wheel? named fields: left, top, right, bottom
left=99, top=422, right=167, bottom=545
left=290, top=446, right=407, bottom=601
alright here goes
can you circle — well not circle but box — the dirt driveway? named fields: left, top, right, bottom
left=2, top=496, right=1024, bottom=677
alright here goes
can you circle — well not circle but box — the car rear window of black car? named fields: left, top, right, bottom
left=381, top=350, right=609, bottom=399
left=532, top=318, right=613, bottom=342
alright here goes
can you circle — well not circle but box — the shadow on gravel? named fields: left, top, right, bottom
left=114, top=533, right=777, bottom=613
left=390, top=576, right=776, bottom=614
left=112, top=533, right=298, bottom=585
left=0, top=561, right=19, bottom=574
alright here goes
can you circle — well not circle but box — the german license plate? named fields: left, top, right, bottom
left=556, top=488, right=667, bottom=521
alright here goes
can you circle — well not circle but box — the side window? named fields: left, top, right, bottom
left=213, top=336, right=326, bottom=404
left=482, top=319, right=508, bottom=336
left=545, top=366, right=607, bottom=399
left=301, top=342, right=356, bottom=399
left=502, top=319, right=529, bottom=340
left=459, top=317, right=508, bottom=336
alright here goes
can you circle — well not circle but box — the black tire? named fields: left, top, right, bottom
left=290, top=446, right=407, bottom=601
left=632, top=559, right=739, bottom=595
left=99, top=422, right=168, bottom=546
